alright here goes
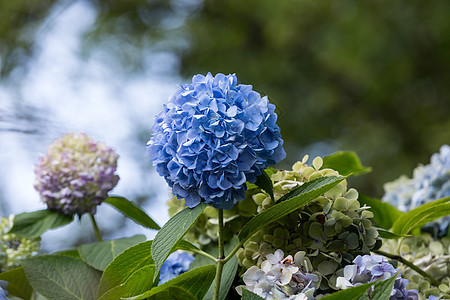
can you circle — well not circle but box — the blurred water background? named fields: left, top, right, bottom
left=1, top=0, right=449, bottom=252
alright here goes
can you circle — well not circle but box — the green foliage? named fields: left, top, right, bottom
left=21, top=255, right=102, bottom=300
left=98, top=264, right=156, bottom=300
left=320, top=273, right=397, bottom=300
left=376, top=228, right=406, bottom=239
left=369, top=272, right=398, bottom=300
left=55, top=249, right=81, bottom=258
left=0, top=267, right=33, bottom=300
left=98, top=240, right=153, bottom=298
left=124, top=265, right=216, bottom=300
left=358, top=194, right=404, bottom=230
left=392, top=197, right=450, bottom=235
left=322, top=151, right=372, bottom=176
left=242, top=288, right=265, bottom=300
left=9, top=209, right=73, bottom=239
left=319, top=282, right=373, bottom=300
left=104, top=196, right=160, bottom=230
left=254, top=170, right=274, bottom=201
left=78, top=235, right=146, bottom=271
left=204, top=238, right=239, bottom=300
left=144, top=287, right=196, bottom=300
left=151, top=202, right=207, bottom=280
left=238, top=176, right=346, bottom=243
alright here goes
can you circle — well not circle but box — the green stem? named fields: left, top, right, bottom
left=192, top=249, right=218, bottom=263
left=374, top=250, right=440, bottom=286
left=223, top=239, right=244, bottom=264
left=213, top=209, right=225, bottom=300
left=89, top=213, right=103, bottom=242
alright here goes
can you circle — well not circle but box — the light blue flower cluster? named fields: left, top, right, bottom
left=159, top=251, right=194, bottom=284
left=336, top=255, right=418, bottom=300
left=0, top=280, right=8, bottom=300
left=148, top=73, right=286, bottom=209
left=34, top=133, right=120, bottom=216
left=237, top=249, right=318, bottom=300
left=383, top=145, right=450, bottom=235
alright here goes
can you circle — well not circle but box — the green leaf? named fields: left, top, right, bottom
left=322, top=151, right=372, bottom=176
left=54, top=249, right=81, bottom=258
left=238, top=176, right=346, bottom=243
left=204, top=237, right=239, bottom=300
left=98, top=240, right=153, bottom=298
left=370, top=271, right=398, bottom=300
left=78, top=235, right=146, bottom=271
left=376, top=228, right=406, bottom=239
left=151, top=202, right=207, bottom=280
left=97, top=239, right=196, bottom=298
left=104, top=196, right=160, bottom=230
left=0, top=267, right=33, bottom=300
left=9, top=209, right=73, bottom=239
left=242, top=289, right=265, bottom=300
left=358, top=194, right=404, bottom=230
left=98, top=265, right=156, bottom=300
left=124, top=265, right=216, bottom=300
left=148, top=286, right=196, bottom=300
left=21, top=255, right=102, bottom=300
left=247, top=168, right=277, bottom=190
left=175, top=239, right=201, bottom=252
left=255, top=170, right=274, bottom=201
left=392, top=197, right=450, bottom=235
left=319, top=282, right=373, bottom=300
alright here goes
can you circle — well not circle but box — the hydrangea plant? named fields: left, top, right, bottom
left=383, top=145, right=450, bottom=236
left=0, top=216, right=39, bottom=272
left=1, top=74, right=448, bottom=300
left=335, top=255, right=418, bottom=299
left=382, top=234, right=450, bottom=299
left=147, top=73, right=286, bottom=209
left=236, top=249, right=318, bottom=300
left=34, top=133, right=120, bottom=216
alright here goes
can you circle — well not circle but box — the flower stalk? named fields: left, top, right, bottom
left=373, top=249, right=440, bottom=286
left=213, top=209, right=225, bottom=300
left=89, top=213, right=103, bottom=242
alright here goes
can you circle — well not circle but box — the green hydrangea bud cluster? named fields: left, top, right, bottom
left=0, top=216, right=40, bottom=272
left=381, top=234, right=450, bottom=299
left=236, top=156, right=380, bottom=290
left=167, top=189, right=258, bottom=247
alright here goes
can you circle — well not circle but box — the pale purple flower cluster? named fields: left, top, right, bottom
left=147, top=73, right=286, bottom=209
left=34, top=133, right=119, bottom=216
left=237, top=250, right=318, bottom=300
left=383, top=145, right=450, bottom=235
left=159, top=251, right=194, bottom=284
left=336, top=255, right=418, bottom=300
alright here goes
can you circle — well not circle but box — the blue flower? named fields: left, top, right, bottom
left=147, top=73, right=286, bottom=209
left=336, top=255, right=418, bottom=300
left=0, top=280, right=9, bottom=300
left=383, top=145, right=450, bottom=236
left=159, top=251, right=194, bottom=284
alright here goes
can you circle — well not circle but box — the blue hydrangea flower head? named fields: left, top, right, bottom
left=383, top=145, right=450, bottom=235
left=159, top=251, right=194, bottom=284
left=34, top=133, right=120, bottom=216
left=147, top=73, right=286, bottom=209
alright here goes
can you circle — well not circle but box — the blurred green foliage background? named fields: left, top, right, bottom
left=1, top=0, right=449, bottom=197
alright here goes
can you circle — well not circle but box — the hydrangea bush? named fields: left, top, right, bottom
left=0, top=74, right=448, bottom=300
